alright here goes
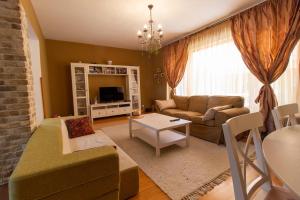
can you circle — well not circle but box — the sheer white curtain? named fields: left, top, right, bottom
left=177, top=22, right=299, bottom=111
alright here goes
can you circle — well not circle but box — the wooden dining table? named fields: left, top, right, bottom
left=262, top=125, right=300, bottom=198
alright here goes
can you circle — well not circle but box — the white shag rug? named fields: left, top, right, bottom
left=101, top=123, right=233, bottom=200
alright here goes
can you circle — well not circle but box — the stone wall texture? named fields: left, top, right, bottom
left=0, top=0, right=36, bottom=185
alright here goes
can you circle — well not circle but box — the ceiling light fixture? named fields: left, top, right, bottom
left=137, top=4, right=163, bottom=54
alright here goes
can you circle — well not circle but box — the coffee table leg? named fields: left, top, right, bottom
left=129, top=116, right=133, bottom=138
left=156, top=131, right=160, bottom=157
left=186, top=124, right=190, bottom=147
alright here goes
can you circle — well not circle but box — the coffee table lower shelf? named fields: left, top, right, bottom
left=132, top=127, right=188, bottom=156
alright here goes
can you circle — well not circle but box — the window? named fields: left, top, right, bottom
left=177, top=22, right=299, bottom=111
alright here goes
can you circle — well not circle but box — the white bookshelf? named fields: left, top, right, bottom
left=71, top=63, right=141, bottom=120
left=71, top=63, right=89, bottom=116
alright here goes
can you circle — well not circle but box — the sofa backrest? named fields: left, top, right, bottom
left=188, top=95, right=209, bottom=114
left=172, top=95, right=244, bottom=112
left=207, top=96, right=244, bottom=109
left=173, top=95, right=189, bottom=110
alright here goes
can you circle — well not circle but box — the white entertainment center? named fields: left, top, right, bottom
left=71, top=62, right=141, bottom=122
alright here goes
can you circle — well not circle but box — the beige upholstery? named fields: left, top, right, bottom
left=162, top=109, right=201, bottom=120
left=215, top=107, right=250, bottom=126
left=188, top=95, right=209, bottom=113
left=202, top=105, right=232, bottom=121
left=156, top=95, right=249, bottom=144
left=174, top=111, right=202, bottom=120
left=207, top=96, right=244, bottom=109
left=155, top=99, right=176, bottom=111
left=161, top=109, right=183, bottom=116
left=190, top=116, right=215, bottom=126
left=173, top=95, right=190, bottom=110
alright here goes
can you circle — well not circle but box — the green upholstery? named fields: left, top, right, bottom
left=9, top=118, right=119, bottom=200
left=119, top=167, right=139, bottom=200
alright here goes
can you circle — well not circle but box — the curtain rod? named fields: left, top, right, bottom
left=163, top=0, right=266, bottom=46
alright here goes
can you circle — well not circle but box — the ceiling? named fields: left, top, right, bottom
left=31, top=0, right=264, bottom=50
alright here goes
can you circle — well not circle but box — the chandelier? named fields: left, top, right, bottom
left=137, top=4, right=163, bottom=54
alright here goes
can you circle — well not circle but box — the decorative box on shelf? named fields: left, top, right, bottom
left=88, top=65, right=128, bottom=75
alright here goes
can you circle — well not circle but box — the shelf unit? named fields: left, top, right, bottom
left=71, top=63, right=141, bottom=120
left=71, top=63, right=89, bottom=116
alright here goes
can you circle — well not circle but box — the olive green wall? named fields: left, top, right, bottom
left=45, top=39, right=157, bottom=116
left=20, top=0, right=51, bottom=117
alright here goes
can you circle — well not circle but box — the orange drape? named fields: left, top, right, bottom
left=231, top=0, right=300, bottom=132
left=163, top=37, right=190, bottom=97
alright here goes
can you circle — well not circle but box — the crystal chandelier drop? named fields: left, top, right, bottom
left=137, top=4, right=163, bottom=54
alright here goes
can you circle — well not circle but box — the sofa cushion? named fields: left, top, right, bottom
left=161, top=109, right=183, bottom=116
left=207, top=96, right=244, bottom=109
left=155, top=99, right=176, bottom=111
left=65, top=117, right=95, bottom=138
left=174, top=111, right=202, bottom=120
left=188, top=95, right=209, bottom=113
left=173, top=95, right=190, bottom=110
left=190, top=116, right=215, bottom=126
left=162, top=109, right=201, bottom=120
left=202, top=105, right=232, bottom=121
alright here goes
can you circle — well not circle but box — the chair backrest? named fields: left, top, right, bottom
left=272, top=103, right=298, bottom=129
left=222, top=112, right=272, bottom=200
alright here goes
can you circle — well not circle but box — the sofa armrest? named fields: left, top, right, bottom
left=154, top=99, right=176, bottom=112
left=154, top=100, right=162, bottom=112
left=215, top=107, right=250, bottom=126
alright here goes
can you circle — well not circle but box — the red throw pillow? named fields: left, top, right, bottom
left=65, top=117, right=95, bottom=138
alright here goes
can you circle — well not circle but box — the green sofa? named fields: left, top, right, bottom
left=9, top=118, right=139, bottom=200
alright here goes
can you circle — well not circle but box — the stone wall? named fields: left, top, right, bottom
left=0, top=0, right=36, bottom=185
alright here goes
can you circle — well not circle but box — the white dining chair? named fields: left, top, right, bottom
left=272, top=103, right=298, bottom=130
left=222, top=112, right=296, bottom=200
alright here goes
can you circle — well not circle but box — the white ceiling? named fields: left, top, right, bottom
left=31, top=0, right=264, bottom=50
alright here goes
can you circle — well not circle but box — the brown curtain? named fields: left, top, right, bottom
left=231, top=0, right=300, bottom=132
left=163, top=37, right=190, bottom=97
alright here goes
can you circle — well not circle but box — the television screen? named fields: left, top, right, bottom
left=99, top=87, right=124, bottom=102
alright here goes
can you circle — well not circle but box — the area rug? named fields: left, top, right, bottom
left=100, top=123, right=237, bottom=200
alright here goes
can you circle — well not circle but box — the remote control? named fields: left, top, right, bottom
left=170, top=118, right=180, bottom=122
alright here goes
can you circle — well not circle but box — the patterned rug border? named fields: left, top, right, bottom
left=181, top=169, right=231, bottom=200
left=182, top=153, right=256, bottom=200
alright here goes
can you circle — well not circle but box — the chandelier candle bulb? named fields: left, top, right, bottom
left=137, top=30, right=142, bottom=37
left=159, top=31, right=163, bottom=37
left=157, top=24, right=162, bottom=31
left=143, top=24, right=148, bottom=31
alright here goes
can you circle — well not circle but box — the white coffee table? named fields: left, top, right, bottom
left=129, top=113, right=191, bottom=156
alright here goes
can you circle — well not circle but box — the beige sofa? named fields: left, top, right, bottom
left=156, top=95, right=250, bottom=144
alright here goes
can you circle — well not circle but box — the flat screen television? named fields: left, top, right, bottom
left=99, top=87, right=124, bottom=102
